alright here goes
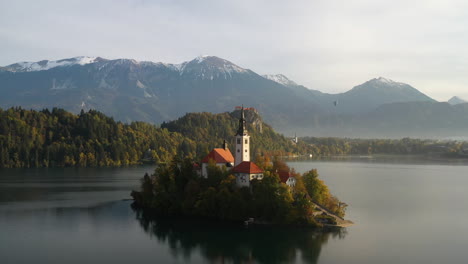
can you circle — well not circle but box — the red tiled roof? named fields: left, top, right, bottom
left=278, top=171, right=290, bottom=183
left=201, top=148, right=234, bottom=163
left=278, top=171, right=294, bottom=183
left=232, top=161, right=263, bottom=174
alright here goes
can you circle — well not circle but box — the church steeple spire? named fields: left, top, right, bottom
left=236, top=105, right=247, bottom=136
left=234, top=105, right=250, bottom=166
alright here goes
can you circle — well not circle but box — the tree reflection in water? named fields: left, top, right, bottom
left=133, top=206, right=347, bottom=264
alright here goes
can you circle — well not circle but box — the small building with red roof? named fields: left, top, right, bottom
left=201, top=141, right=234, bottom=178
left=278, top=171, right=296, bottom=188
left=199, top=107, right=264, bottom=187
left=232, top=161, right=264, bottom=187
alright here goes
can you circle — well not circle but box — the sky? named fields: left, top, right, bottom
left=1, top=0, right=468, bottom=101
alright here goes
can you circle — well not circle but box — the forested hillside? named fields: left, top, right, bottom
left=0, top=107, right=187, bottom=168
left=0, top=107, right=310, bottom=168
left=161, top=109, right=312, bottom=157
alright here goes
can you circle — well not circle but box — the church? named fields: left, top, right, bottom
left=200, top=107, right=264, bottom=187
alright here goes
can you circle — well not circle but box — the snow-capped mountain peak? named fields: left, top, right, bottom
left=174, top=55, right=249, bottom=80
left=2, top=55, right=249, bottom=76
left=5, top=56, right=99, bottom=72
left=156, top=56, right=249, bottom=79
left=263, top=74, right=298, bottom=87
left=194, top=55, right=210, bottom=63
left=2, top=55, right=251, bottom=80
left=375, top=76, right=394, bottom=83
left=364, top=77, right=408, bottom=89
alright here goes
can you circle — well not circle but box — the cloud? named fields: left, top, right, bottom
left=1, top=0, right=468, bottom=100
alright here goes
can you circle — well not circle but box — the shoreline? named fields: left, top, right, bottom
left=2, top=153, right=467, bottom=170
left=131, top=191, right=353, bottom=229
left=284, top=154, right=468, bottom=164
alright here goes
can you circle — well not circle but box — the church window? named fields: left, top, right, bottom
left=245, top=139, right=248, bottom=144
left=237, top=138, right=241, bottom=144
left=237, top=149, right=240, bottom=152
left=245, top=149, right=247, bottom=152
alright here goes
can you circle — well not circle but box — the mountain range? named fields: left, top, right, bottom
left=1, top=55, right=467, bottom=138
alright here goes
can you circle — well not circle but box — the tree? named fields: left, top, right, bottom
left=302, top=169, right=330, bottom=205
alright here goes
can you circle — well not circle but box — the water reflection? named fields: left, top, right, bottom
left=133, top=206, right=346, bottom=264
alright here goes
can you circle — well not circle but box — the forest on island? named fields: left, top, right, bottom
left=133, top=156, right=346, bottom=226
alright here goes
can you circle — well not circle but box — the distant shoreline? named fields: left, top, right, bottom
left=284, top=154, right=468, bottom=165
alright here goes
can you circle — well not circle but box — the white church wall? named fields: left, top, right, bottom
left=235, top=173, right=251, bottom=187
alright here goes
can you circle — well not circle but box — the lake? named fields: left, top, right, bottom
left=1, top=159, right=468, bottom=264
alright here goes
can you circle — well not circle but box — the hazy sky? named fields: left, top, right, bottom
left=1, top=0, right=468, bottom=100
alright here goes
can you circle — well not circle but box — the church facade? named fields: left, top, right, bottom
left=200, top=107, right=264, bottom=187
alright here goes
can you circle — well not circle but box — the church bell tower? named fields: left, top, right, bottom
left=235, top=107, right=250, bottom=166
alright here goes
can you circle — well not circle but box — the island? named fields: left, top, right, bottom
left=132, top=107, right=351, bottom=227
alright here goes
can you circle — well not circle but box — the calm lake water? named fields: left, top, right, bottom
left=1, top=158, right=468, bottom=264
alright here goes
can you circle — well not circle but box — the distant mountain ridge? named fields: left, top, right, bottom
left=1, top=55, right=465, bottom=138
left=333, top=77, right=435, bottom=113
left=4, top=56, right=103, bottom=72
left=263, top=74, right=298, bottom=87
left=263, top=75, right=434, bottom=113
left=0, top=55, right=319, bottom=126
left=4, top=55, right=250, bottom=78
left=448, top=96, right=467, bottom=105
